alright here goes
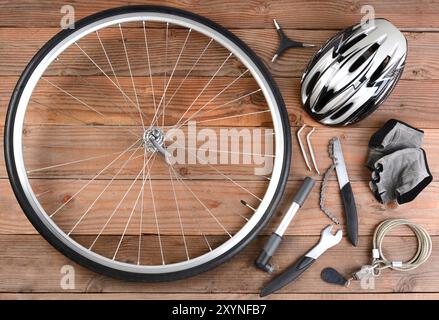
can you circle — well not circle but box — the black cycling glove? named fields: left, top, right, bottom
left=369, top=148, right=433, bottom=204
left=366, top=119, right=424, bottom=170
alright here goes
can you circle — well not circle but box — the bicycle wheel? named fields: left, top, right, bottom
left=4, top=5, right=291, bottom=281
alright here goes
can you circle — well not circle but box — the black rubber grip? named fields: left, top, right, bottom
left=341, top=182, right=358, bottom=246
left=292, top=177, right=316, bottom=207
left=260, top=256, right=315, bottom=297
left=255, top=233, right=283, bottom=272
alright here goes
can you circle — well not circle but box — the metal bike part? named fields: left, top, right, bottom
left=306, top=225, right=343, bottom=259
left=332, top=137, right=359, bottom=246
left=6, top=6, right=291, bottom=280
left=143, top=127, right=172, bottom=165
left=319, top=140, right=341, bottom=225
left=297, top=125, right=312, bottom=171
left=255, top=177, right=315, bottom=273
left=240, top=200, right=256, bottom=212
left=271, top=19, right=315, bottom=62
left=260, top=225, right=342, bottom=297
left=352, top=265, right=378, bottom=281
left=306, top=127, right=320, bottom=175
left=143, top=127, right=165, bottom=152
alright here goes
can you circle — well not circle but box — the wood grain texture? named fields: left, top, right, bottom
left=2, top=76, right=439, bottom=128
left=1, top=126, right=437, bottom=181
left=0, top=234, right=437, bottom=294
left=1, top=179, right=438, bottom=236
left=1, top=0, right=439, bottom=30
left=2, top=293, right=439, bottom=300
left=1, top=28, right=438, bottom=80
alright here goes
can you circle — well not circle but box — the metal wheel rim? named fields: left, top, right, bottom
left=11, top=11, right=286, bottom=274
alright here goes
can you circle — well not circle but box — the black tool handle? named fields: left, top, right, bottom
left=260, top=256, right=315, bottom=297
left=255, top=233, right=283, bottom=273
left=292, top=177, right=315, bottom=207
left=341, top=182, right=358, bottom=246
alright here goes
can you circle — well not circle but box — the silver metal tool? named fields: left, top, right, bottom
left=297, top=125, right=320, bottom=174
left=255, top=177, right=316, bottom=273
left=297, top=125, right=312, bottom=171
left=260, top=225, right=342, bottom=297
left=271, top=19, right=315, bottom=62
left=306, top=127, right=320, bottom=175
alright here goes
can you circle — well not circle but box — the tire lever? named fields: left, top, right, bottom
left=255, top=177, right=315, bottom=273
left=260, top=225, right=342, bottom=297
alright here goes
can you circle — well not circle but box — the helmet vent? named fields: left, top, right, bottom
left=369, top=56, right=390, bottom=83
left=338, top=33, right=367, bottom=55
left=306, top=71, right=320, bottom=96
left=330, top=103, right=353, bottom=120
left=314, top=88, right=334, bottom=112
left=349, top=42, right=380, bottom=73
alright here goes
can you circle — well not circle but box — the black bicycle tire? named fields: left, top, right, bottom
left=4, top=5, right=292, bottom=282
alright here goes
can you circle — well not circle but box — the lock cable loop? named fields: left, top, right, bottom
left=372, top=219, right=432, bottom=272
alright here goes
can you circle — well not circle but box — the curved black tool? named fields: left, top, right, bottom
left=331, top=137, right=359, bottom=246
left=260, top=256, right=315, bottom=297
left=260, top=225, right=342, bottom=297
left=271, top=19, right=315, bottom=62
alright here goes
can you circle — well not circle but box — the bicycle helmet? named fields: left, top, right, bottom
left=301, top=18, right=407, bottom=126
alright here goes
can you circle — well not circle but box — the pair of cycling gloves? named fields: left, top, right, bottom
left=366, top=119, right=433, bottom=205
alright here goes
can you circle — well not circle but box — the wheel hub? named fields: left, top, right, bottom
left=143, top=127, right=165, bottom=152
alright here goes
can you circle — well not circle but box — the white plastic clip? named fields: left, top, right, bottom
left=372, top=248, right=380, bottom=259
left=392, top=261, right=403, bottom=268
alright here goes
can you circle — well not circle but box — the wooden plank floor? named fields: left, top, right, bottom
left=1, top=0, right=438, bottom=300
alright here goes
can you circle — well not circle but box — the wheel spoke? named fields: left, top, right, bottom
left=118, top=24, right=146, bottom=131
left=27, top=145, right=139, bottom=174
left=172, top=145, right=275, bottom=159
left=188, top=88, right=262, bottom=120
left=74, top=42, right=148, bottom=120
left=170, top=165, right=231, bottom=237
left=113, top=153, right=155, bottom=260
left=142, top=21, right=157, bottom=114
left=174, top=52, right=233, bottom=127
left=35, top=190, right=52, bottom=198
left=162, top=38, right=213, bottom=112
left=174, top=141, right=262, bottom=201
left=169, top=169, right=212, bottom=251
left=195, top=110, right=270, bottom=124
left=41, top=77, right=105, bottom=117
left=72, top=35, right=144, bottom=128
left=89, top=152, right=155, bottom=250
left=168, top=165, right=190, bottom=260
left=137, top=148, right=148, bottom=264
left=161, top=22, right=169, bottom=128
left=175, top=69, right=249, bottom=130
left=67, top=145, right=144, bottom=235
left=49, top=138, right=141, bottom=217
left=29, top=98, right=141, bottom=139
left=150, top=28, right=192, bottom=128
left=145, top=154, right=165, bottom=264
